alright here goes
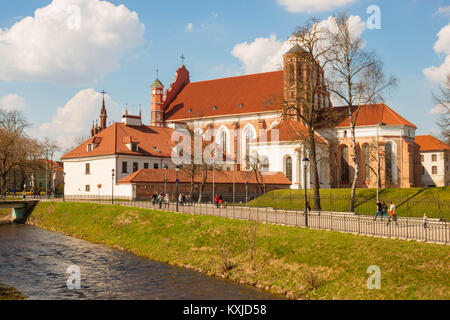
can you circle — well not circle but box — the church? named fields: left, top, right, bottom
left=62, top=45, right=447, bottom=200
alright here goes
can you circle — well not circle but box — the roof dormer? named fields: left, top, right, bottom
left=123, top=136, right=140, bottom=152
left=122, top=109, right=143, bottom=126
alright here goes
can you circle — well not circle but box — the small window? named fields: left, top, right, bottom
left=422, top=166, right=425, bottom=175
left=133, top=162, right=139, bottom=172
left=85, top=185, right=90, bottom=192
left=432, top=166, right=437, bottom=175
left=122, top=161, right=128, bottom=173
left=153, top=146, right=160, bottom=153
left=131, top=143, right=138, bottom=152
left=212, top=105, right=217, bottom=111
left=85, top=163, right=90, bottom=175
left=153, top=163, right=159, bottom=169
left=187, top=108, right=192, bottom=113
left=432, top=154, right=437, bottom=162
left=144, top=163, right=149, bottom=169
left=421, top=155, right=424, bottom=162
left=87, top=144, right=93, bottom=152
left=343, top=130, right=347, bottom=138
left=238, top=103, right=243, bottom=108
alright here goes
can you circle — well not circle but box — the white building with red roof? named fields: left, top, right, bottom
left=62, top=45, right=429, bottom=200
left=415, top=135, right=450, bottom=187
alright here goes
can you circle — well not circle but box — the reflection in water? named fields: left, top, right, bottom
left=0, top=225, right=279, bottom=300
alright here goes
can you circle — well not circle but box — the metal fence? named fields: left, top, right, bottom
left=52, top=195, right=449, bottom=245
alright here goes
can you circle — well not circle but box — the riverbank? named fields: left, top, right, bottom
left=28, top=202, right=449, bottom=300
left=0, top=284, right=25, bottom=300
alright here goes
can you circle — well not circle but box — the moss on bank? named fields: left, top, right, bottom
left=27, top=202, right=450, bottom=300
left=0, top=284, right=25, bottom=300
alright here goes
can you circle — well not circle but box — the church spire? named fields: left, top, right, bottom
left=100, top=90, right=107, bottom=130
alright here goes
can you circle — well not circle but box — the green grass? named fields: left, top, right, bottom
left=27, top=202, right=450, bottom=300
left=249, top=187, right=450, bottom=219
left=0, top=284, right=25, bottom=300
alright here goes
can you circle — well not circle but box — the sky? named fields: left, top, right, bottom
left=0, top=0, right=449, bottom=157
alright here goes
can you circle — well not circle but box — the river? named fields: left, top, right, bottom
left=0, top=224, right=279, bottom=300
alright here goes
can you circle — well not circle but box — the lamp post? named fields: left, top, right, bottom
left=212, top=157, right=215, bottom=204
left=245, top=181, right=248, bottom=204
left=175, top=165, right=179, bottom=212
left=163, top=164, right=168, bottom=195
left=63, top=172, right=66, bottom=202
left=376, top=122, right=387, bottom=203
left=302, top=157, right=310, bottom=227
left=111, top=169, right=115, bottom=205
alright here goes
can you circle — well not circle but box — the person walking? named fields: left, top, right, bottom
left=22, top=189, right=26, bottom=201
left=164, top=193, right=169, bottom=209
left=374, top=200, right=382, bottom=221
left=387, top=201, right=396, bottom=226
left=381, top=201, right=387, bottom=220
left=158, top=193, right=163, bottom=209
left=219, top=195, right=223, bottom=208
left=214, top=194, right=219, bottom=208
left=423, top=213, right=428, bottom=230
left=151, top=192, right=157, bottom=207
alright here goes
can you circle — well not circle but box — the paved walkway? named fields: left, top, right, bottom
left=44, top=199, right=449, bottom=245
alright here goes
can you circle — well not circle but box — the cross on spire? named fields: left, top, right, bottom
left=101, top=90, right=107, bottom=97
left=181, top=53, right=185, bottom=65
left=156, top=68, right=159, bottom=78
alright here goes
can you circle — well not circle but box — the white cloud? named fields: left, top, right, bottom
left=0, top=94, right=26, bottom=111
left=39, top=88, right=121, bottom=148
left=277, top=0, right=357, bottom=13
left=231, top=15, right=366, bottom=75
left=0, top=0, right=145, bottom=85
left=185, top=22, right=193, bottom=32
left=434, top=6, right=450, bottom=17
left=424, top=23, right=450, bottom=84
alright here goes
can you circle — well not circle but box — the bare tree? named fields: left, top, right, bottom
left=326, top=13, right=397, bottom=212
left=433, top=73, right=450, bottom=144
left=284, top=18, right=336, bottom=210
left=42, top=137, right=61, bottom=192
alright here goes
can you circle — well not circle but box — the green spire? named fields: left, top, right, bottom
left=151, top=78, right=164, bottom=88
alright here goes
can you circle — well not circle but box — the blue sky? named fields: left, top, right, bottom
left=0, top=0, right=449, bottom=152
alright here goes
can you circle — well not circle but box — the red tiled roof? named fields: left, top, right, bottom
left=61, top=123, right=175, bottom=160
left=118, top=169, right=291, bottom=185
left=415, top=135, right=450, bottom=152
left=336, top=104, right=417, bottom=128
left=264, top=120, right=326, bottom=144
left=164, top=71, right=284, bottom=121
left=40, top=159, right=64, bottom=172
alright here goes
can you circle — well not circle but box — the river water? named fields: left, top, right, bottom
left=0, top=225, right=279, bottom=300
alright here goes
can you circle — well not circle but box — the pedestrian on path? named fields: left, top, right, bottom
left=164, top=194, right=169, bottom=209
left=423, top=213, right=428, bottom=230
left=374, top=200, right=382, bottom=221
left=158, top=193, right=163, bottom=209
left=387, top=202, right=397, bottom=226
left=151, top=192, right=157, bottom=207
left=381, top=201, right=387, bottom=220
left=214, top=194, right=219, bottom=208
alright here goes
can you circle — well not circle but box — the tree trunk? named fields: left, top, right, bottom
left=309, top=130, right=321, bottom=211
left=350, top=127, right=358, bottom=212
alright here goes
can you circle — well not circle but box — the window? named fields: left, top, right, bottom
left=364, top=144, right=370, bottom=181
left=422, top=166, right=425, bottom=175
left=131, top=143, right=138, bottom=152
left=385, top=143, right=393, bottom=186
left=220, top=131, right=227, bottom=153
left=85, top=163, right=90, bottom=175
left=122, top=161, right=128, bottom=173
left=144, top=163, right=149, bottom=169
left=133, top=162, right=138, bottom=173
left=87, top=144, right=93, bottom=152
left=421, top=155, right=424, bottom=162
left=285, top=156, right=293, bottom=182
left=85, top=185, right=90, bottom=192
left=432, top=154, right=437, bottom=162
left=153, top=163, right=159, bottom=169
left=245, top=130, right=255, bottom=167
left=432, top=166, right=437, bottom=175
left=343, top=130, right=347, bottom=138
left=340, top=146, right=349, bottom=184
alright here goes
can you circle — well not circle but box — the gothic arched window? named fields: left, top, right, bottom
left=385, top=143, right=392, bottom=186
left=341, top=146, right=349, bottom=184
left=285, top=156, right=293, bottom=182
left=220, top=131, right=227, bottom=154
left=364, top=144, right=370, bottom=181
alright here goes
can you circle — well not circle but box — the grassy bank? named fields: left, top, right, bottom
left=0, top=284, right=25, bottom=300
left=28, top=202, right=449, bottom=300
left=249, top=187, right=450, bottom=219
